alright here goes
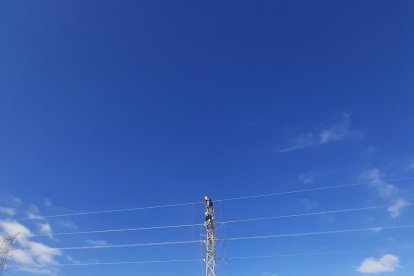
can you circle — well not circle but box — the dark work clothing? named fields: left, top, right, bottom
left=205, top=214, right=212, bottom=221
left=205, top=199, right=213, bottom=208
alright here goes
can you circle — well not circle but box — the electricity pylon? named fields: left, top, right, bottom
left=204, top=196, right=216, bottom=276
left=0, top=235, right=17, bottom=276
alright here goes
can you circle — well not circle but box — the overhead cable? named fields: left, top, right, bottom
left=12, top=251, right=363, bottom=267
left=215, top=176, right=414, bottom=203
left=219, top=224, right=414, bottom=242
left=9, top=258, right=203, bottom=268
left=17, top=176, right=414, bottom=221
left=31, top=205, right=387, bottom=237
left=28, top=224, right=414, bottom=251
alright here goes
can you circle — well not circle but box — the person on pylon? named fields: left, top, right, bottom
left=204, top=195, right=213, bottom=209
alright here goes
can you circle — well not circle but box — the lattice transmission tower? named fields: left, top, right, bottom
left=0, top=235, right=17, bottom=276
left=204, top=196, right=216, bottom=276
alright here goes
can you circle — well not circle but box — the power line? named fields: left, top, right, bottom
left=214, top=176, right=414, bottom=203
left=18, top=202, right=201, bottom=220
left=31, top=222, right=203, bottom=237
left=59, top=240, right=201, bottom=250
left=17, top=176, right=414, bottom=220
left=27, top=224, right=413, bottom=251
left=8, top=250, right=389, bottom=268
left=225, top=251, right=364, bottom=260
left=26, top=258, right=203, bottom=267
left=31, top=205, right=387, bottom=237
left=220, top=224, right=414, bottom=242
left=217, top=205, right=386, bottom=225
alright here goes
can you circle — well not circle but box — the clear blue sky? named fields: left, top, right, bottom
left=1, top=1, right=414, bottom=275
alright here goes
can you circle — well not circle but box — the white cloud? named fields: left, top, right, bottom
left=26, top=212, right=46, bottom=221
left=298, top=173, right=315, bottom=184
left=388, top=199, right=410, bottom=218
left=357, top=254, right=400, bottom=274
left=25, top=204, right=47, bottom=221
left=58, top=219, right=77, bottom=230
left=28, top=204, right=40, bottom=213
left=360, top=168, right=410, bottom=218
left=38, top=223, right=53, bottom=238
left=12, top=196, right=22, bottom=204
left=86, top=239, right=109, bottom=246
left=0, top=220, right=32, bottom=238
left=279, top=113, right=362, bottom=153
left=26, top=241, right=60, bottom=264
left=0, top=206, right=16, bottom=216
left=12, top=249, right=37, bottom=266
left=44, top=199, right=52, bottom=207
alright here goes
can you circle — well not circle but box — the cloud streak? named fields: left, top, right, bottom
left=0, top=206, right=16, bottom=216
left=360, top=168, right=410, bottom=218
left=279, top=113, right=363, bottom=153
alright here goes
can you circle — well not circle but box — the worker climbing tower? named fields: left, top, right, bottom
left=0, top=235, right=17, bottom=276
left=204, top=196, right=216, bottom=276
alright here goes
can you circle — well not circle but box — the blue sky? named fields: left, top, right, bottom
left=1, top=0, right=414, bottom=275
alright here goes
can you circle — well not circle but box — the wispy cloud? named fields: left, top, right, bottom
left=38, top=223, right=54, bottom=239
left=278, top=113, right=363, bottom=153
left=44, top=199, right=53, bottom=207
left=357, top=254, right=399, bottom=274
left=11, top=196, right=22, bottom=204
left=0, top=206, right=16, bottom=216
left=24, top=204, right=47, bottom=221
left=57, top=219, right=77, bottom=230
left=387, top=199, right=410, bottom=218
left=298, top=173, right=315, bottom=184
left=262, top=272, right=278, bottom=276
left=360, top=168, right=410, bottom=218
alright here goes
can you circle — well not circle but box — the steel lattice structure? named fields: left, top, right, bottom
left=204, top=196, right=216, bottom=276
left=0, top=235, right=17, bottom=276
